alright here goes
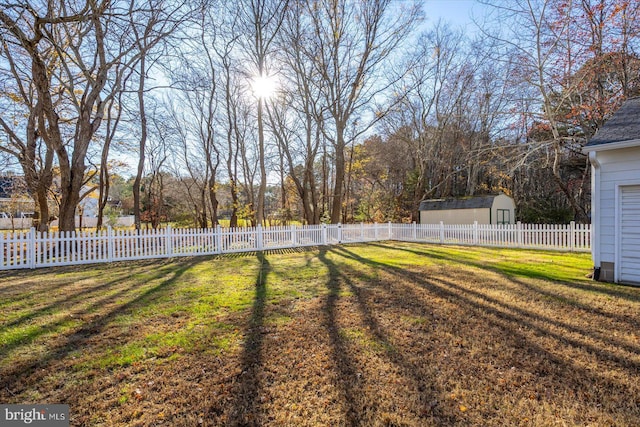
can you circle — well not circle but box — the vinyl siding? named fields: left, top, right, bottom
left=420, top=208, right=491, bottom=225
left=596, top=147, right=640, bottom=264
left=620, top=186, right=640, bottom=283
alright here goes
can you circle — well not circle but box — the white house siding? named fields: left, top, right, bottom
left=593, top=146, right=640, bottom=283
left=620, top=186, right=640, bottom=283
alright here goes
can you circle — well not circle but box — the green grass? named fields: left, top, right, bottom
left=364, top=242, right=593, bottom=283
left=0, top=244, right=593, bottom=373
left=3, top=243, right=639, bottom=426
left=0, top=249, right=333, bottom=372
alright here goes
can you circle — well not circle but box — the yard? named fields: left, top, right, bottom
left=1, top=242, right=639, bottom=426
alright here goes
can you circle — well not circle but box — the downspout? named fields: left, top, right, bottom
left=588, top=151, right=601, bottom=280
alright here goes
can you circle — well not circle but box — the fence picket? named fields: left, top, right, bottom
left=0, top=231, right=5, bottom=270
left=0, top=222, right=591, bottom=270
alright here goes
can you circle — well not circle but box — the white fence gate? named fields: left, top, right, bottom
left=0, top=222, right=590, bottom=270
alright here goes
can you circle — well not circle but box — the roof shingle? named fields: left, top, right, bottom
left=585, top=97, right=640, bottom=147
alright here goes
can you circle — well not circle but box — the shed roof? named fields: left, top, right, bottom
left=585, top=97, right=640, bottom=148
left=419, top=195, right=500, bottom=211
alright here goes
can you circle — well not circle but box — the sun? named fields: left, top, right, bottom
left=251, top=74, right=277, bottom=99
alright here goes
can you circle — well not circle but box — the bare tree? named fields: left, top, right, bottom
left=0, top=2, right=117, bottom=231
left=0, top=1, right=187, bottom=232
left=129, top=1, right=189, bottom=230
left=142, top=108, right=169, bottom=229
left=0, top=45, right=55, bottom=231
left=215, top=18, right=244, bottom=227
left=238, top=0, right=289, bottom=226
left=382, top=24, right=475, bottom=206
left=95, top=76, right=125, bottom=230
left=298, top=0, right=421, bottom=223
left=480, top=0, right=640, bottom=221
left=264, top=0, right=331, bottom=224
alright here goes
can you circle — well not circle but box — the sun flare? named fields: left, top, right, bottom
left=251, top=74, right=277, bottom=99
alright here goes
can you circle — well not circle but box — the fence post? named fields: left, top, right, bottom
left=107, top=226, right=114, bottom=263
left=412, top=221, right=417, bottom=241
left=166, top=225, right=173, bottom=257
left=439, top=221, right=445, bottom=244
left=360, top=222, right=364, bottom=241
left=215, top=225, right=223, bottom=254
left=29, top=227, right=36, bottom=269
left=322, top=224, right=327, bottom=245
left=291, top=224, right=297, bottom=246
left=570, top=221, right=575, bottom=252
left=374, top=222, right=379, bottom=241
left=517, top=221, right=523, bottom=248
left=257, top=224, right=264, bottom=250
left=388, top=221, right=393, bottom=240
left=473, top=221, right=478, bottom=246
left=338, top=223, right=342, bottom=243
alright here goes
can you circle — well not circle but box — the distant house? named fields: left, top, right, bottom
left=419, top=194, right=516, bottom=225
left=583, top=96, right=640, bottom=285
left=0, top=175, right=21, bottom=200
left=0, top=175, right=33, bottom=217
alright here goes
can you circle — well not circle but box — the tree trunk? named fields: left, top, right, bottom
left=229, top=178, right=239, bottom=228
left=256, top=97, right=267, bottom=226
left=330, top=126, right=346, bottom=223
left=34, top=185, right=50, bottom=232
left=56, top=141, right=87, bottom=232
left=133, top=55, right=147, bottom=231
left=58, top=178, right=81, bottom=232
left=96, top=147, right=110, bottom=230
left=321, top=143, right=329, bottom=222
left=209, top=180, right=219, bottom=227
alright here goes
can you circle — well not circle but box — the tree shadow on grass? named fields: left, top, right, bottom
left=0, top=269, right=106, bottom=296
left=227, top=251, right=270, bottom=426
left=317, top=248, right=361, bottom=426
left=368, top=242, right=640, bottom=303
left=329, top=245, right=640, bottom=423
left=368, top=241, right=640, bottom=329
left=2, top=264, right=174, bottom=331
left=317, top=247, right=453, bottom=425
left=212, top=246, right=321, bottom=260
left=0, top=257, right=202, bottom=397
left=369, top=242, right=640, bottom=331
left=334, top=245, right=640, bottom=368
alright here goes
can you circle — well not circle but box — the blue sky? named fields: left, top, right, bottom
left=423, top=0, right=484, bottom=29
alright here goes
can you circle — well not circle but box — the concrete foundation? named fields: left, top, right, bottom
left=597, top=262, right=615, bottom=283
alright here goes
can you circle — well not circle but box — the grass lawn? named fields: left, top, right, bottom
left=1, top=242, right=639, bottom=426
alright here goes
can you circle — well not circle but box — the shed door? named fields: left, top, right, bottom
left=620, top=185, right=640, bottom=284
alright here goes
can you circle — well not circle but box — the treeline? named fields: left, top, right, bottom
left=1, top=0, right=639, bottom=231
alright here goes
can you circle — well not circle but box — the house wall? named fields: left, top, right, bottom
left=49, top=216, right=135, bottom=229
left=490, top=194, right=516, bottom=224
left=420, top=208, right=491, bottom=224
left=0, top=216, right=135, bottom=230
left=591, top=145, right=640, bottom=282
left=0, top=217, right=32, bottom=230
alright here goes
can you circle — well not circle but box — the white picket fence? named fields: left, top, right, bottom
left=0, top=222, right=590, bottom=270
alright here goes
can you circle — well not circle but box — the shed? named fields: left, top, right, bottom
left=419, top=194, right=515, bottom=225
left=584, top=96, right=640, bottom=285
